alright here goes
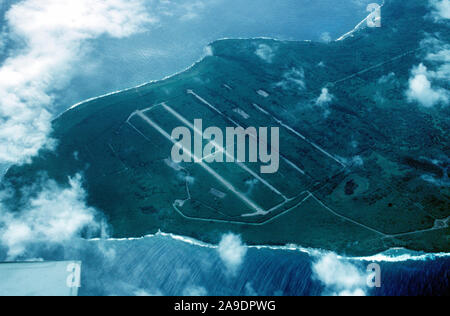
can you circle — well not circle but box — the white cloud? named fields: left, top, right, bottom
left=275, top=68, right=306, bottom=91
left=423, top=37, right=450, bottom=80
left=96, top=240, right=117, bottom=261
left=152, top=0, right=212, bottom=22
left=134, top=289, right=163, bottom=296
left=426, top=47, right=450, bottom=64
left=0, top=0, right=155, bottom=164
left=255, top=44, right=275, bottom=63
left=179, top=1, right=207, bottom=21
left=429, top=0, right=450, bottom=20
left=217, top=233, right=247, bottom=275
left=320, top=32, right=332, bottom=43
left=182, top=285, right=207, bottom=296
left=312, top=253, right=368, bottom=296
left=338, top=155, right=364, bottom=167
left=204, top=45, right=214, bottom=57
left=315, top=88, right=334, bottom=106
left=0, top=173, right=105, bottom=260
left=406, top=35, right=449, bottom=108
left=378, top=72, right=396, bottom=84
left=245, top=282, right=258, bottom=296
left=351, top=0, right=373, bottom=8
left=406, top=63, right=449, bottom=107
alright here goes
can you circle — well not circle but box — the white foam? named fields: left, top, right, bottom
left=88, top=231, right=450, bottom=262
left=57, top=35, right=319, bottom=119
left=347, top=248, right=450, bottom=262
left=336, top=14, right=370, bottom=41
left=60, top=0, right=390, bottom=118
left=57, top=50, right=214, bottom=119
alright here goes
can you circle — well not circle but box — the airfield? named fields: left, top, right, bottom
left=124, top=87, right=345, bottom=224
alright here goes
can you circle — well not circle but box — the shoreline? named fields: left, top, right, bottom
left=57, top=19, right=369, bottom=119
left=88, top=230, right=450, bottom=263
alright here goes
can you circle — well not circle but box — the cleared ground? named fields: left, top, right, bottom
left=126, top=88, right=343, bottom=223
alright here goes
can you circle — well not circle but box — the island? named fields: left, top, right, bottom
left=3, top=0, right=449, bottom=256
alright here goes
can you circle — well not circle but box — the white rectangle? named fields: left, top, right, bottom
left=0, top=261, right=81, bottom=296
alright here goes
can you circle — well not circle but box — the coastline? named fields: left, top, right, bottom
left=57, top=1, right=381, bottom=118
left=57, top=30, right=361, bottom=119
left=89, top=230, right=450, bottom=262
left=337, top=0, right=385, bottom=41
left=56, top=45, right=216, bottom=119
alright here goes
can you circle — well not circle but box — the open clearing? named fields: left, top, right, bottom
left=125, top=89, right=365, bottom=228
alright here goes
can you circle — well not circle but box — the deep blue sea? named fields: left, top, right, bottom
left=26, top=234, right=446, bottom=296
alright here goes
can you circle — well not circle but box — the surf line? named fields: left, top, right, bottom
left=88, top=231, right=450, bottom=262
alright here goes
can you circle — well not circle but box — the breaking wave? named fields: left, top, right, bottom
left=89, top=230, right=450, bottom=262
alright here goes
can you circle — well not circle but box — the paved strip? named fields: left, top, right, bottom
left=188, top=90, right=308, bottom=175
left=251, top=103, right=345, bottom=168
left=134, top=110, right=266, bottom=215
left=172, top=192, right=313, bottom=226
left=161, top=102, right=287, bottom=201
left=310, top=194, right=388, bottom=236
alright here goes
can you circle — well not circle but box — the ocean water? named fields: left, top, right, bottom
left=0, top=0, right=379, bottom=112
left=27, top=233, right=447, bottom=296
